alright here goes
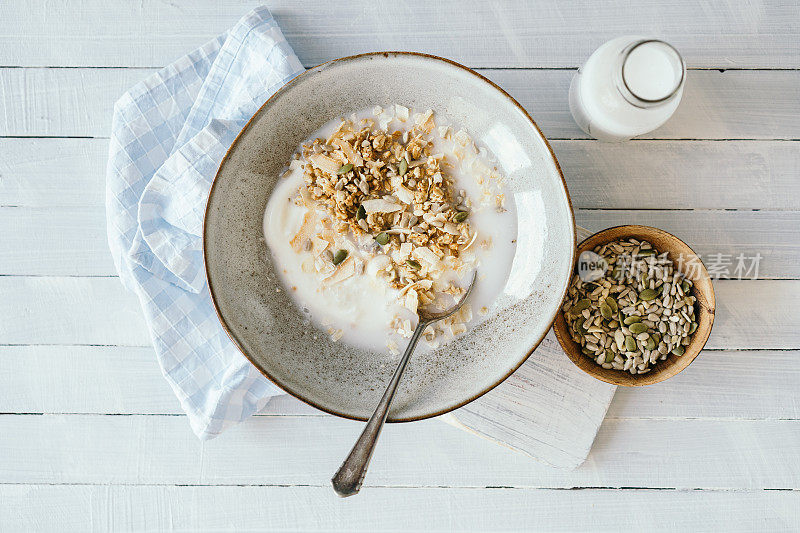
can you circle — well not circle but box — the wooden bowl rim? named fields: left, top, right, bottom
left=553, top=225, right=716, bottom=386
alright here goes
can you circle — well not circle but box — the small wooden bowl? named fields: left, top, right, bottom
left=553, top=225, right=715, bottom=386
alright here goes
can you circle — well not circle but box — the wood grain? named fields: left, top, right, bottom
left=1, top=278, right=797, bottom=349
left=1, top=414, right=799, bottom=489
left=3, top=68, right=800, bottom=139
left=554, top=140, right=800, bottom=210
left=4, top=207, right=799, bottom=277
left=0, top=139, right=108, bottom=207
left=0, top=277, right=148, bottom=345
left=444, top=332, right=615, bottom=468
left=1, top=0, right=798, bottom=526
left=574, top=210, right=800, bottom=280
left=0, top=485, right=796, bottom=532
left=4, top=138, right=800, bottom=210
left=1, top=0, right=797, bottom=68
left=2, top=346, right=798, bottom=420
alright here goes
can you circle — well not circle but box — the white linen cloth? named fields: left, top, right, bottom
left=105, top=6, right=304, bottom=439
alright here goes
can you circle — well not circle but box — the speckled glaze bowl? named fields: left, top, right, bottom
left=204, top=52, right=575, bottom=421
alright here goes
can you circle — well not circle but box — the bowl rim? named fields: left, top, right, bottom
left=203, top=51, right=577, bottom=421
left=553, top=224, right=716, bottom=386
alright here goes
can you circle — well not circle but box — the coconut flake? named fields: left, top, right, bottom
left=403, top=289, right=419, bottom=315
left=289, top=211, right=317, bottom=252
left=366, top=255, right=391, bottom=278
left=454, top=129, right=470, bottom=146
left=395, top=104, right=409, bottom=121
left=415, top=109, right=433, bottom=126
left=333, top=139, right=363, bottom=167
left=308, top=153, right=341, bottom=174
left=322, top=257, right=355, bottom=286
left=311, top=236, right=329, bottom=256
left=413, top=246, right=440, bottom=267
left=362, top=198, right=403, bottom=214
left=399, top=242, right=413, bottom=259
left=394, top=185, right=414, bottom=204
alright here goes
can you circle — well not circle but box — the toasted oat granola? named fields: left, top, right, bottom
left=286, top=106, right=504, bottom=350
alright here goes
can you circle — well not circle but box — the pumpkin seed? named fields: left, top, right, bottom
left=581, top=347, right=593, bottom=356
left=332, top=249, right=348, bottom=266
left=406, top=260, right=421, bottom=270
left=375, top=232, right=390, bottom=245
left=624, top=336, right=637, bottom=352
left=453, top=211, right=469, bottom=223
left=337, top=163, right=353, bottom=175
left=574, top=299, right=591, bottom=312
left=564, top=238, right=701, bottom=375
left=639, top=288, right=658, bottom=301
left=399, top=159, right=408, bottom=176
left=356, top=204, right=366, bottom=220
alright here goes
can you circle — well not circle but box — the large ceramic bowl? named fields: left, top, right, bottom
left=204, top=52, right=575, bottom=421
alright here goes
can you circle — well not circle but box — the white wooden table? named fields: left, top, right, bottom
left=1, top=1, right=799, bottom=530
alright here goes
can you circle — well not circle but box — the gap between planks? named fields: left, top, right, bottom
left=2, top=68, right=798, bottom=139
left=0, top=415, right=798, bottom=489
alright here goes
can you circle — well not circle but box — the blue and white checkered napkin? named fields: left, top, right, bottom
left=105, top=7, right=305, bottom=439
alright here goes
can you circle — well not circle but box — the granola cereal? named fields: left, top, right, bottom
left=263, top=105, right=516, bottom=355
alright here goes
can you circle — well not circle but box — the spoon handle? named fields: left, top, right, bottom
left=331, top=322, right=427, bottom=497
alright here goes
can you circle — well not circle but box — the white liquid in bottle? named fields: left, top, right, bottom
left=569, top=37, right=686, bottom=142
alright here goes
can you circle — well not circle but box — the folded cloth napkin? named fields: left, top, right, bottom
left=106, top=6, right=305, bottom=439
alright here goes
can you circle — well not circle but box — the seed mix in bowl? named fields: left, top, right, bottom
left=562, top=239, right=698, bottom=374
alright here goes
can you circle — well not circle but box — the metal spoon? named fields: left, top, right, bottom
left=331, top=271, right=477, bottom=497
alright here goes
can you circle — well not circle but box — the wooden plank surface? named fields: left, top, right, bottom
left=1, top=485, right=796, bottom=532
left=3, top=346, right=799, bottom=420
left=1, top=278, right=798, bottom=349
left=574, top=210, right=800, bottom=280
left=3, top=68, right=800, bottom=140
left=1, top=414, right=799, bottom=489
left=1, top=0, right=797, bottom=68
left=3, top=138, right=800, bottom=210
left=2, top=0, right=799, bottom=528
left=0, top=139, right=108, bottom=207
left=0, top=277, right=148, bottom=346
left=4, top=207, right=798, bottom=277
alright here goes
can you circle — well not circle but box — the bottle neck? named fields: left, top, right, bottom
left=613, top=39, right=686, bottom=109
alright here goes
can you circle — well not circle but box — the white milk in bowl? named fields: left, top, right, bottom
left=263, top=105, right=517, bottom=357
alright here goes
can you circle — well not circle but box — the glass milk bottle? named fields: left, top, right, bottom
left=569, top=37, right=686, bottom=142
